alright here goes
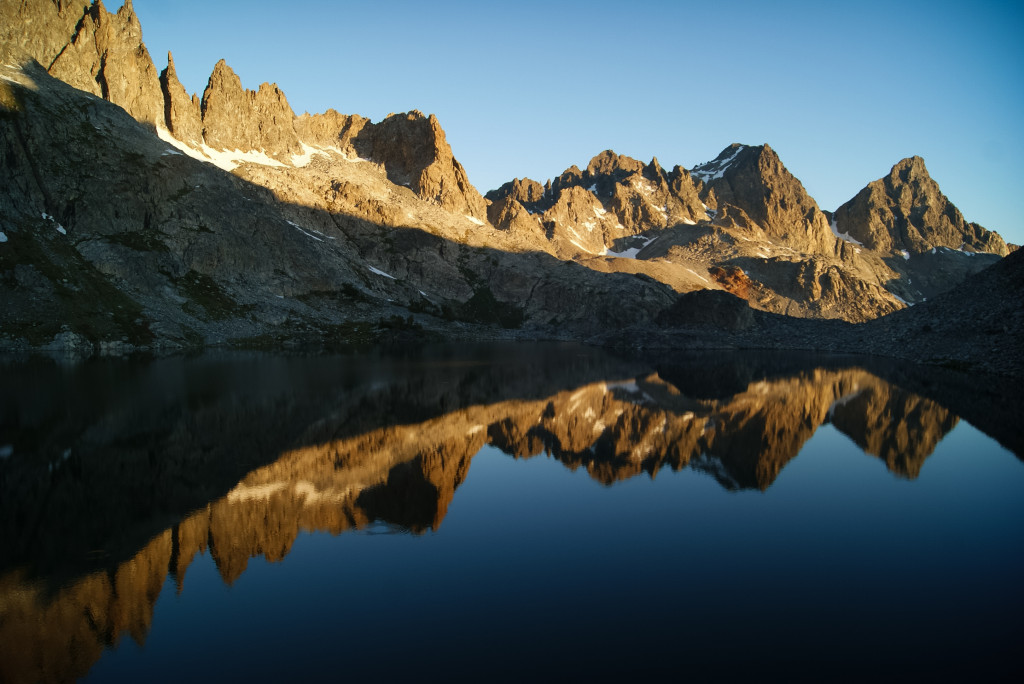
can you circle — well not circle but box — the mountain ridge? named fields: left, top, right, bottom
left=0, top=0, right=1019, bottom=377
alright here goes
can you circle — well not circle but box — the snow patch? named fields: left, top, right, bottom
left=368, top=265, right=397, bottom=280
left=901, top=250, right=910, bottom=261
left=228, top=482, right=286, bottom=502
left=56, top=225, right=66, bottom=235
left=156, top=125, right=286, bottom=171
left=291, top=142, right=330, bottom=167
left=587, top=184, right=598, bottom=194
left=828, top=387, right=864, bottom=418
left=286, top=220, right=335, bottom=241
left=829, top=217, right=863, bottom=246
left=683, top=267, right=709, bottom=283
left=691, top=145, right=745, bottom=183
left=287, top=221, right=323, bottom=242
left=0, top=232, right=7, bottom=243
left=568, top=238, right=591, bottom=253
left=0, top=444, right=11, bottom=458
left=631, top=179, right=655, bottom=195
left=466, top=215, right=485, bottom=226
left=607, top=236, right=655, bottom=260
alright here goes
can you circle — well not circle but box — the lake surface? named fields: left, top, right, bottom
left=1, top=345, right=1021, bottom=682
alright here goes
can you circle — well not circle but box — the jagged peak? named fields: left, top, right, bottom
left=255, top=81, right=285, bottom=97
left=113, top=0, right=143, bottom=36
left=484, top=177, right=545, bottom=204
left=889, top=155, right=930, bottom=183
left=210, top=58, right=233, bottom=76
left=163, top=50, right=177, bottom=77
left=117, top=0, right=136, bottom=18
left=691, top=143, right=751, bottom=183
left=586, top=149, right=644, bottom=178
left=644, top=157, right=666, bottom=183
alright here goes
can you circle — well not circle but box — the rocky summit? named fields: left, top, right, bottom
left=0, top=0, right=1019, bottom=376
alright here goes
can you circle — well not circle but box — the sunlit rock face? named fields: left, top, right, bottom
left=833, top=156, right=1009, bottom=256
left=0, top=0, right=1016, bottom=356
left=0, top=353, right=971, bottom=684
left=696, top=143, right=838, bottom=256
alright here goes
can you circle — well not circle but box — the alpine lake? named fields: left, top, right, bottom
left=1, top=343, right=1021, bottom=682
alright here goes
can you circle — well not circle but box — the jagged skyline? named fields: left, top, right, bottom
left=128, top=0, right=1024, bottom=246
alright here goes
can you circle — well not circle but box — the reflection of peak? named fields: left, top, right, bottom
left=0, top=360, right=975, bottom=684
left=830, top=385, right=958, bottom=478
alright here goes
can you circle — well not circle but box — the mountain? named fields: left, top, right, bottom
left=1, top=1, right=675, bottom=351
left=833, top=156, right=1009, bottom=256
left=0, top=0, right=1016, bottom=364
left=485, top=149, right=708, bottom=258
left=694, top=143, right=837, bottom=254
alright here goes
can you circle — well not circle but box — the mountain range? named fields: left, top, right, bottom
left=0, top=0, right=1019, bottom=373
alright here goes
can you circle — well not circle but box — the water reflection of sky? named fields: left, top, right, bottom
left=85, top=421, right=1022, bottom=682
left=0, top=348, right=1019, bottom=682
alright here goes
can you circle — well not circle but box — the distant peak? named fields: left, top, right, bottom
left=691, top=144, right=750, bottom=183
left=890, top=156, right=930, bottom=183
left=893, top=155, right=928, bottom=171
left=586, top=150, right=644, bottom=177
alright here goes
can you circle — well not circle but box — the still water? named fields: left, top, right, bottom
left=1, top=345, right=1021, bottom=682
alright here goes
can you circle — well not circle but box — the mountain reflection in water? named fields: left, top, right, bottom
left=0, top=345, right=1020, bottom=682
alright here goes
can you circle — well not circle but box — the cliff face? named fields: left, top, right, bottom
left=356, top=111, right=489, bottom=221
left=1, top=0, right=163, bottom=125
left=199, top=59, right=303, bottom=159
left=833, top=156, right=1009, bottom=256
left=695, top=143, right=838, bottom=255
left=0, top=56, right=672, bottom=350
left=159, top=51, right=202, bottom=144
left=2, top=0, right=489, bottom=222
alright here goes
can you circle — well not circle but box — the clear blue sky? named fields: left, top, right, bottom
left=129, top=0, right=1024, bottom=246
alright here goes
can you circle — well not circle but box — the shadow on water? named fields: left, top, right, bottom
left=0, top=344, right=1021, bottom=682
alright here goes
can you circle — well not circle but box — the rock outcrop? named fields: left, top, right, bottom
left=695, top=143, right=838, bottom=255
left=486, top=150, right=708, bottom=257
left=200, top=59, right=303, bottom=158
left=3, top=0, right=490, bottom=221
left=832, top=156, right=1010, bottom=256
left=158, top=51, right=202, bottom=144
left=354, top=111, right=489, bottom=221
left=47, top=0, right=165, bottom=125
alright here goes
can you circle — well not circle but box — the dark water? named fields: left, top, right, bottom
left=0, top=345, right=1021, bottom=682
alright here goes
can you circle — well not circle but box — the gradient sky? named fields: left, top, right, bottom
left=128, top=0, right=1024, bottom=246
